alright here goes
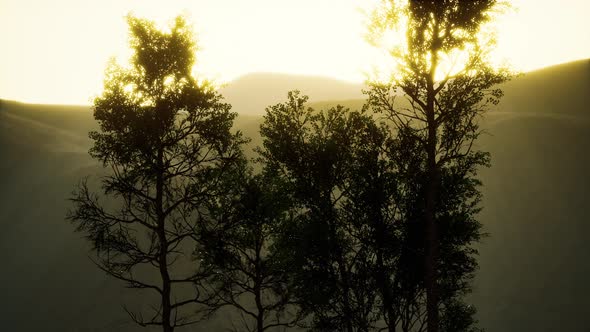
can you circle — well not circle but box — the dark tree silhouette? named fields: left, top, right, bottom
left=195, top=170, right=298, bottom=332
left=366, top=1, right=511, bottom=331
left=67, top=15, right=244, bottom=332
left=259, top=91, right=387, bottom=331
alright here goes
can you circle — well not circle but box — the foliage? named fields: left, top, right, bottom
left=259, top=91, right=386, bottom=331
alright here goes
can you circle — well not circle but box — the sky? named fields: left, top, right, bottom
left=0, top=0, right=588, bottom=105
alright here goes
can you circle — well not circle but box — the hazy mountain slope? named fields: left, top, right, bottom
left=474, top=113, right=590, bottom=331
left=0, top=59, right=588, bottom=331
left=0, top=102, right=139, bottom=331
left=305, top=59, right=590, bottom=118
left=0, top=102, right=268, bottom=331
left=221, top=72, right=364, bottom=115
left=497, top=59, right=590, bottom=118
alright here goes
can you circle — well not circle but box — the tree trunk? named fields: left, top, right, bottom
left=337, top=253, right=354, bottom=332
left=255, top=287, right=264, bottom=332
left=255, top=234, right=264, bottom=332
left=331, top=212, right=354, bottom=332
left=373, top=210, right=396, bottom=332
left=425, top=161, right=439, bottom=332
left=376, top=248, right=396, bottom=332
left=425, top=37, right=439, bottom=332
left=324, top=195, right=354, bottom=332
left=156, top=147, right=173, bottom=332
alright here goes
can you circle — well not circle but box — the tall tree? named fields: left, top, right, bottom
left=67, top=15, right=244, bottom=332
left=366, top=1, right=511, bottom=331
left=259, top=91, right=384, bottom=331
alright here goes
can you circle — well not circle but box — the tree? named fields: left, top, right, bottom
left=365, top=1, right=511, bottom=331
left=259, top=91, right=385, bottom=331
left=195, top=170, right=298, bottom=332
left=67, top=15, right=244, bottom=332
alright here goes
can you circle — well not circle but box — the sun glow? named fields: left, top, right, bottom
left=0, top=0, right=588, bottom=105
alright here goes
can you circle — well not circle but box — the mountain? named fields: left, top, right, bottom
left=221, top=72, right=364, bottom=115
left=497, top=59, right=590, bottom=118
left=472, top=59, right=590, bottom=332
left=0, top=59, right=589, bottom=331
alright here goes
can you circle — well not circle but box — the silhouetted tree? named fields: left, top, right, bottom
left=366, top=1, right=511, bottom=331
left=194, top=170, right=298, bottom=332
left=259, top=91, right=388, bottom=331
left=67, top=15, right=244, bottom=332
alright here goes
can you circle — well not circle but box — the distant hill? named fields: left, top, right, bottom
left=0, top=59, right=589, bottom=331
left=221, top=72, right=364, bottom=115
left=301, top=58, right=590, bottom=119
left=471, top=59, right=590, bottom=332
left=498, top=59, right=590, bottom=118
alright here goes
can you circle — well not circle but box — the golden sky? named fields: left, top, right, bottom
left=1, top=0, right=588, bottom=105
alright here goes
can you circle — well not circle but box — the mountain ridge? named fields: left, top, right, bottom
left=2, top=58, right=587, bottom=115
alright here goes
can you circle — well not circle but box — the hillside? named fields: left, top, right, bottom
left=497, top=59, right=590, bottom=118
left=0, top=59, right=589, bottom=331
left=468, top=60, right=590, bottom=332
